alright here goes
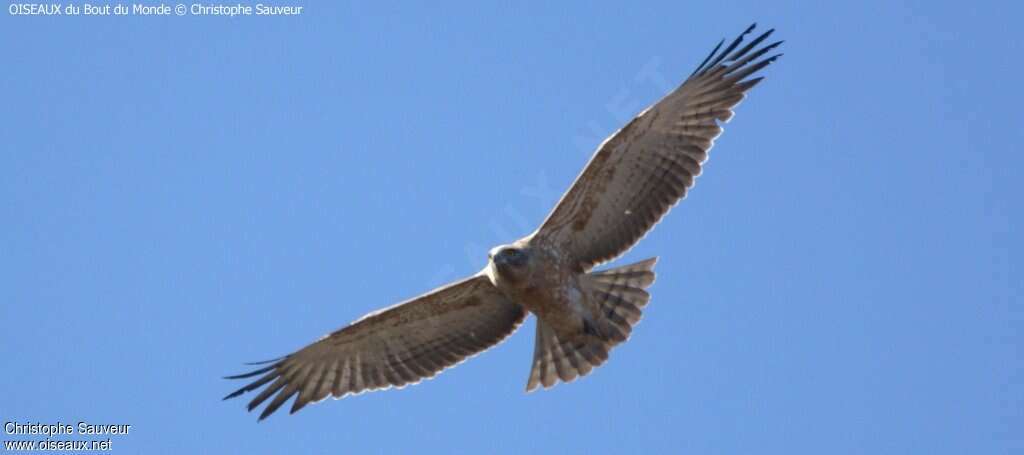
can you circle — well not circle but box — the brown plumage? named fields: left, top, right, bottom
left=225, top=24, right=782, bottom=420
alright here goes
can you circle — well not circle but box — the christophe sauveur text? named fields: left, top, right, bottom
left=9, top=3, right=304, bottom=16
left=4, top=421, right=131, bottom=451
left=5, top=421, right=131, bottom=436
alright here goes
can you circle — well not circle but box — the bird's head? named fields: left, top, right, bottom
left=488, top=245, right=531, bottom=281
left=490, top=246, right=529, bottom=267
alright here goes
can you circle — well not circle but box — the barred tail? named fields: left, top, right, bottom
left=525, top=257, right=657, bottom=392
left=586, top=257, right=657, bottom=345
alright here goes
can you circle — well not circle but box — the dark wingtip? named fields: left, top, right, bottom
left=224, top=364, right=276, bottom=380
left=691, top=38, right=725, bottom=77
left=244, top=356, right=284, bottom=366
left=258, top=407, right=275, bottom=421
left=290, top=396, right=313, bottom=415
left=704, top=23, right=765, bottom=74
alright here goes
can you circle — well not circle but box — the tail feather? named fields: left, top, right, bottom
left=528, top=321, right=557, bottom=389
left=526, top=321, right=609, bottom=391
left=589, top=258, right=657, bottom=288
left=525, top=257, right=657, bottom=392
left=587, top=257, right=656, bottom=345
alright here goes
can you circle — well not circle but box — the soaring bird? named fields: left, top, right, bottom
left=225, top=24, right=782, bottom=420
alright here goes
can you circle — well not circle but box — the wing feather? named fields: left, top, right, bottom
left=534, top=24, right=782, bottom=269
left=224, top=274, right=526, bottom=420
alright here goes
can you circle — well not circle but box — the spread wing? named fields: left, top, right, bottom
left=224, top=274, right=526, bottom=420
left=533, top=24, right=782, bottom=270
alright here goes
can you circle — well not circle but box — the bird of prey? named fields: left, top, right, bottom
left=225, top=24, right=782, bottom=420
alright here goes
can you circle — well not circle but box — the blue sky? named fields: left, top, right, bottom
left=2, top=1, right=1021, bottom=453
